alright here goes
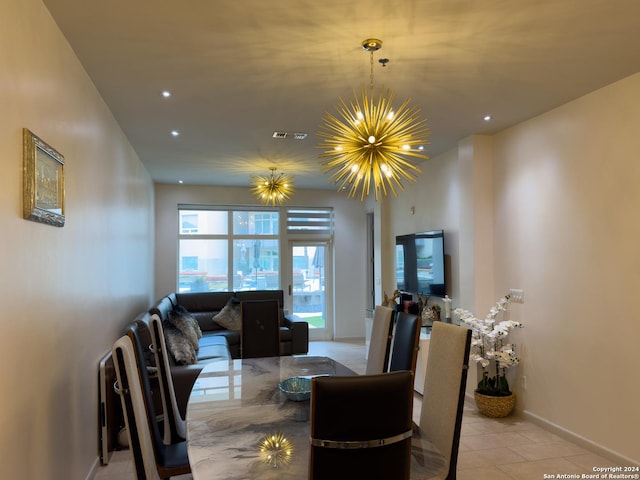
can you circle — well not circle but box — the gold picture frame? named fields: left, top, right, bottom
left=23, top=128, right=65, bottom=227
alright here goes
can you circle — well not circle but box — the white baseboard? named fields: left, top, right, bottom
left=84, top=456, right=100, bottom=480
left=465, top=392, right=640, bottom=466
left=463, top=392, right=638, bottom=467
left=521, top=409, right=639, bottom=467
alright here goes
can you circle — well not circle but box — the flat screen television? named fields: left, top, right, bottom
left=396, top=229, right=446, bottom=296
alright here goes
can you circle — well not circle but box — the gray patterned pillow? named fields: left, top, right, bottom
left=163, top=320, right=197, bottom=365
left=212, top=297, right=241, bottom=331
left=168, top=305, right=202, bottom=351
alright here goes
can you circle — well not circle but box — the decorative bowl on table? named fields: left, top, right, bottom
left=279, top=376, right=312, bottom=401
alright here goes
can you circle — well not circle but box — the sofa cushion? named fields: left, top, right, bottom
left=176, top=291, right=233, bottom=312
left=196, top=344, right=231, bottom=361
left=198, top=334, right=229, bottom=347
left=279, top=326, right=292, bottom=342
left=212, top=296, right=241, bottom=331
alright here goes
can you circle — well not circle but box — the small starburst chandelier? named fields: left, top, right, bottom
left=318, top=39, right=430, bottom=201
left=251, top=167, right=294, bottom=206
left=259, top=432, right=293, bottom=468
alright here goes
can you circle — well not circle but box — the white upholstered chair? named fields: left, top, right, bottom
left=365, top=305, right=395, bottom=374
left=418, top=321, right=472, bottom=480
left=148, top=314, right=188, bottom=445
left=112, top=333, right=190, bottom=480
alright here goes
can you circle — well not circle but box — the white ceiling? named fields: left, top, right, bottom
left=42, top=0, right=640, bottom=190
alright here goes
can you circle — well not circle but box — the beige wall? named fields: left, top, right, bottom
left=492, top=73, right=640, bottom=463
left=384, top=73, right=640, bottom=464
left=0, top=0, right=155, bottom=478
left=154, top=184, right=368, bottom=339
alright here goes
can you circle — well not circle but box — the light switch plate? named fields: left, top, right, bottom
left=509, top=289, right=524, bottom=303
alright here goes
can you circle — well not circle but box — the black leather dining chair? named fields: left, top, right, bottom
left=388, top=311, right=422, bottom=374
left=309, top=371, right=414, bottom=480
left=112, top=327, right=191, bottom=480
left=240, top=299, right=281, bottom=358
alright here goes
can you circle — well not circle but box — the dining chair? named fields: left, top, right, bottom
left=418, top=321, right=472, bottom=480
left=240, top=299, right=281, bottom=358
left=309, top=371, right=414, bottom=480
left=112, top=333, right=191, bottom=480
left=388, top=311, right=422, bottom=373
left=149, top=313, right=202, bottom=445
left=365, top=305, right=395, bottom=374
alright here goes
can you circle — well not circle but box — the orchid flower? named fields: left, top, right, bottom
left=456, top=294, right=523, bottom=396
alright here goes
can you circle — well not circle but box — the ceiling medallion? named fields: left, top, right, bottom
left=318, top=38, right=430, bottom=201
left=251, top=167, right=294, bottom=206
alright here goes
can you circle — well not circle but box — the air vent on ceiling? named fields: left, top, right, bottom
left=272, top=131, right=308, bottom=140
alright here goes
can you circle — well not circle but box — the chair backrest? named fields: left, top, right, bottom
left=115, top=326, right=191, bottom=479
left=112, top=335, right=166, bottom=480
left=419, top=322, right=472, bottom=480
left=149, top=314, right=186, bottom=444
left=389, top=312, right=422, bottom=373
left=365, top=305, right=395, bottom=374
left=240, top=299, right=280, bottom=358
left=309, top=371, right=414, bottom=480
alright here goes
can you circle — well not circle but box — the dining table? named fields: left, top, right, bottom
left=186, top=355, right=446, bottom=479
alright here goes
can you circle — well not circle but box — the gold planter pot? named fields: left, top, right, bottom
left=474, top=391, right=515, bottom=418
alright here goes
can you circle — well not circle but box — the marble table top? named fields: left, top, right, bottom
left=186, top=355, right=446, bottom=479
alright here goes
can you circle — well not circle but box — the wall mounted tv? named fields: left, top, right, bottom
left=396, top=229, right=446, bottom=296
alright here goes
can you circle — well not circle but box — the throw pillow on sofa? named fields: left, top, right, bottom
left=167, top=305, right=202, bottom=351
left=163, top=319, right=197, bottom=365
left=212, top=296, right=241, bottom=331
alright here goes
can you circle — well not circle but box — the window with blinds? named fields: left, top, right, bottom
left=286, top=208, right=334, bottom=237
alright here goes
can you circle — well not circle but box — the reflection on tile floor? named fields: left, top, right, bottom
left=95, top=339, right=619, bottom=480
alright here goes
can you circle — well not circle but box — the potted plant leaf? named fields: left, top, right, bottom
left=454, top=295, right=523, bottom=417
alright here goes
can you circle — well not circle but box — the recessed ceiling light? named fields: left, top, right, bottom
left=483, top=115, right=492, bottom=121
left=171, top=130, right=180, bottom=137
left=162, top=90, right=172, bottom=98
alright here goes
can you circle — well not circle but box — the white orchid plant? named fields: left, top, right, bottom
left=454, top=294, right=523, bottom=397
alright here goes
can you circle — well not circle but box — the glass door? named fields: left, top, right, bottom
left=287, top=241, right=331, bottom=340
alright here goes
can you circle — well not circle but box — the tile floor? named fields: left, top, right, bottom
left=95, top=339, right=620, bottom=480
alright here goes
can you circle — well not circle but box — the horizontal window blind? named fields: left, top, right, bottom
left=286, top=208, right=333, bottom=237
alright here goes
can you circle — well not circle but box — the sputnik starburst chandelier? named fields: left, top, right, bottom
left=318, top=39, right=430, bottom=201
left=252, top=167, right=294, bottom=206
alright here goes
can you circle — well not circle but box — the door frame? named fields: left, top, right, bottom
left=284, top=240, right=333, bottom=341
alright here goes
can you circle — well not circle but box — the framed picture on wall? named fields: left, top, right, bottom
left=23, top=128, right=65, bottom=227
